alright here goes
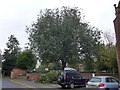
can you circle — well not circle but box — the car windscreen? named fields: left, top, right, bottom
left=90, top=77, right=101, bottom=82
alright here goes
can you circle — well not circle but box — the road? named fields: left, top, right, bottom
left=2, top=78, right=61, bottom=89
left=2, top=78, right=87, bottom=90
left=2, top=78, right=27, bottom=88
left=2, top=78, right=118, bottom=90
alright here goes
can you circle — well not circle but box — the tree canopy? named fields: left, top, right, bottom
left=2, top=35, right=20, bottom=76
left=16, top=50, right=37, bottom=70
left=26, top=7, right=101, bottom=71
left=95, top=32, right=118, bottom=73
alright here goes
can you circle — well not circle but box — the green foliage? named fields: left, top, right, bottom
left=36, top=62, right=61, bottom=73
left=39, top=74, right=48, bottom=83
left=2, top=35, right=20, bottom=76
left=35, top=64, right=48, bottom=73
left=26, top=6, right=101, bottom=71
left=16, top=50, right=36, bottom=70
left=95, top=44, right=118, bottom=73
left=46, top=70, right=58, bottom=83
left=48, top=63, right=55, bottom=70
left=68, top=63, right=79, bottom=70
left=38, top=70, right=58, bottom=83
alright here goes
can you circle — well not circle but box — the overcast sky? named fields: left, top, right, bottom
left=0, top=0, right=119, bottom=52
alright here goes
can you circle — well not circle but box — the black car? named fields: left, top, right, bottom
left=57, top=71, right=88, bottom=88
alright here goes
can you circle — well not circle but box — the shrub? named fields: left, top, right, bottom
left=39, top=74, right=48, bottom=83
left=46, top=70, right=58, bottom=83
left=38, top=70, right=58, bottom=83
left=36, top=64, right=48, bottom=74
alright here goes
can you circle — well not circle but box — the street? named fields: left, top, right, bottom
left=2, top=78, right=61, bottom=88
left=2, top=78, right=118, bottom=90
left=2, top=78, right=27, bottom=88
left=2, top=78, right=87, bottom=90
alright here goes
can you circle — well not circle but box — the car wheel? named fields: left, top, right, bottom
left=69, top=83, right=74, bottom=89
left=61, top=85, right=66, bottom=88
left=105, top=88, right=109, bottom=90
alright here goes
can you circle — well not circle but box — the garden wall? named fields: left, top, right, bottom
left=28, top=73, right=40, bottom=81
left=10, top=69, right=27, bottom=79
left=80, top=73, right=119, bottom=79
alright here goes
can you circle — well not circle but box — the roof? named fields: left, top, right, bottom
left=64, top=67, right=76, bottom=71
left=114, top=1, right=120, bottom=9
left=118, top=1, right=120, bottom=8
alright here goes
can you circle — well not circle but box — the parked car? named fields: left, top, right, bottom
left=86, top=76, right=120, bottom=90
left=57, top=71, right=88, bottom=88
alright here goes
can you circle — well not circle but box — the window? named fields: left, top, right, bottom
left=90, top=77, right=101, bottom=82
left=106, top=78, right=110, bottom=82
left=66, top=73, right=71, bottom=78
left=106, top=78, right=118, bottom=83
left=72, top=73, right=82, bottom=79
left=111, top=78, right=117, bottom=82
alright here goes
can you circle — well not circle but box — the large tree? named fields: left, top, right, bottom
left=27, top=7, right=101, bottom=70
left=2, top=35, right=20, bottom=76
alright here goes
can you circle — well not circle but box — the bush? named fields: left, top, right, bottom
left=39, top=74, right=48, bottom=83
left=36, top=64, right=48, bottom=74
left=46, top=70, right=58, bottom=83
left=38, top=70, right=58, bottom=83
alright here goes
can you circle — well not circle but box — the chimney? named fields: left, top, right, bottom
left=113, top=1, right=120, bottom=79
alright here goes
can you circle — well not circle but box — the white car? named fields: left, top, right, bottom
left=86, top=76, right=120, bottom=90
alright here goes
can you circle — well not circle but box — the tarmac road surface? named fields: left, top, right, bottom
left=2, top=78, right=27, bottom=88
left=2, top=78, right=89, bottom=90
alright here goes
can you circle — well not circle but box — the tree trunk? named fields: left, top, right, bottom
left=61, top=60, right=66, bottom=70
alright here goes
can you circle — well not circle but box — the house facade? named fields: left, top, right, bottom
left=114, top=1, right=120, bottom=78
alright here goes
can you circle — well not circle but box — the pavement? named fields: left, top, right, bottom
left=10, top=78, right=60, bottom=88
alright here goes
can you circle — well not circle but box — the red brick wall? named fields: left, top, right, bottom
left=114, top=6, right=120, bottom=78
left=80, top=73, right=119, bottom=79
left=95, top=73, right=119, bottom=79
left=80, top=73, right=92, bottom=79
left=28, top=73, right=40, bottom=81
left=10, top=69, right=27, bottom=79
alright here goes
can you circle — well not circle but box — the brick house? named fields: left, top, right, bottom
left=114, top=1, right=120, bottom=78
